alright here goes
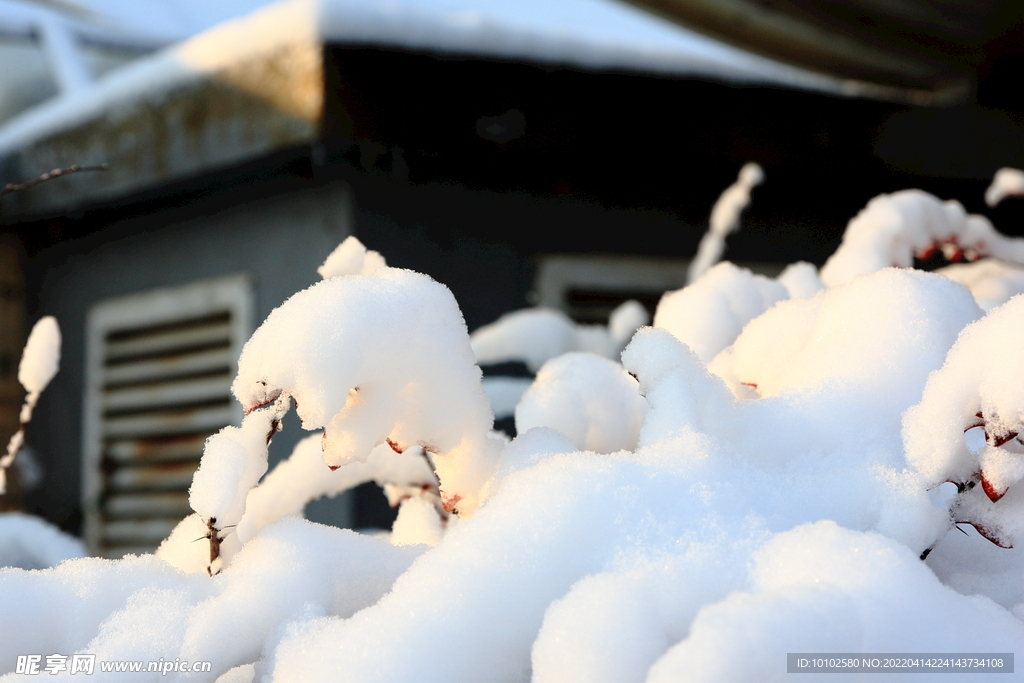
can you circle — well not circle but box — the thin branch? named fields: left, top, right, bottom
left=206, top=517, right=222, bottom=576
left=0, top=163, right=108, bottom=198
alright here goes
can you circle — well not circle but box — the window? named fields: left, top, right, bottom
left=81, top=275, right=254, bottom=557
left=533, top=254, right=785, bottom=323
left=533, top=254, right=691, bottom=323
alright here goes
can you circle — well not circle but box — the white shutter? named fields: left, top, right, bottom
left=533, top=255, right=690, bottom=323
left=82, top=275, right=254, bottom=557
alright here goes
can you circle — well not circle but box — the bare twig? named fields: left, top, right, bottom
left=206, top=517, right=222, bottom=576
left=0, top=416, right=30, bottom=495
left=418, top=447, right=452, bottom=525
left=0, top=163, right=108, bottom=198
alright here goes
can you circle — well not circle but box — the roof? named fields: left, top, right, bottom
left=626, top=0, right=1024, bottom=101
left=0, top=0, right=872, bottom=215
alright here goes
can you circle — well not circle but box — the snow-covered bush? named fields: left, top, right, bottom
left=469, top=299, right=649, bottom=426
left=4, top=170, right=1024, bottom=682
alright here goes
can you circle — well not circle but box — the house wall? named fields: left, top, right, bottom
left=0, top=236, right=25, bottom=511
left=25, top=180, right=353, bottom=533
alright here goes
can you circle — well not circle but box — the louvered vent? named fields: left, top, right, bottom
left=533, top=255, right=691, bottom=323
left=82, top=275, right=253, bottom=557
left=534, top=255, right=785, bottom=323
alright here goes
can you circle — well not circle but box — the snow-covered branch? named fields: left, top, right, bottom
left=687, top=162, right=764, bottom=284
left=820, top=189, right=1024, bottom=287
left=470, top=299, right=648, bottom=373
left=904, top=294, right=1024, bottom=548
left=985, top=167, right=1024, bottom=207
left=0, top=317, right=60, bottom=495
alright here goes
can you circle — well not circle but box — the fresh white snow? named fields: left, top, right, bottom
left=0, top=316, right=60, bottom=494
left=985, top=167, right=1024, bottom=208
left=5, top=173, right=1024, bottom=680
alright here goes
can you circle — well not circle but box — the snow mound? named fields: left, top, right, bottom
left=776, top=260, right=824, bottom=299
left=730, top=268, right=981, bottom=401
left=0, top=512, right=84, bottom=570
left=189, top=408, right=280, bottom=568
left=654, top=261, right=788, bottom=363
left=0, top=518, right=421, bottom=682
left=514, top=352, right=647, bottom=453
left=621, top=326, right=734, bottom=447
left=936, top=258, right=1024, bottom=311
left=9, top=199, right=1024, bottom=681
left=647, top=522, right=1024, bottom=683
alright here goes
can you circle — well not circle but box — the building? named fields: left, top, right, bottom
left=1, top=0, right=1022, bottom=555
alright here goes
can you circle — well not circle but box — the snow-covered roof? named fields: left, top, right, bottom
left=0, top=0, right=871, bottom=151
left=0, top=0, right=273, bottom=46
left=313, top=0, right=854, bottom=89
left=0, top=0, right=876, bottom=215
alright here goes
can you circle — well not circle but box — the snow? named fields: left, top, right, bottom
left=36, top=15, right=94, bottom=95
left=1, top=316, right=60, bottom=494
left=470, top=300, right=648, bottom=374
left=647, top=522, right=1024, bottom=683
left=314, top=0, right=856, bottom=93
left=229, top=267, right=499, bottom=522
left=654, top=261, right=788, bottom=363
left=317, top=236, right=387, bottom=279
left=937, top=259, right=1024, bottom=311
left=16, top=316, right=60, bottom=397
left=776, top=260, right=825, bottom=299
left=0, top=518, right=421, bottom=683
left=687, top=162, right=764, bottom=283
left=0, top=513, right=84, bottom=570
left=471, top=308, right=580, bottom=373
left=728, top=268, right=981, bottom=400
left=608, top=300, right=650, bottom=347
left=189, top=407, right=282, bottom=565
left=985, top=167, right=1024, bottom=207
left=514, top=352, right=647, bottom=454
left=0, top=0, right=277, bottom=47
left=820, top=189, right=1024, bottom=287
left=903, top=294, right=1024, bottom=548
left=390, top=497, right=445, bottom=546
left=8, top=193, right=1024, bottom=680
left=232, top=436, right=436, bottom=545
left=620, top=326, right=734, bottom=447
left=0, top=0, right=891, bottom=156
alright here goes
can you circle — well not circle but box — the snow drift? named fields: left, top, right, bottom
left=4, top=170, right=1024, bottom=682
